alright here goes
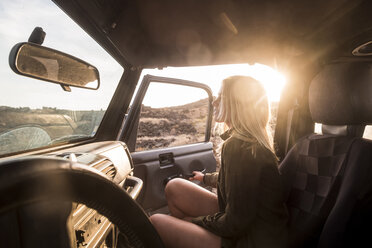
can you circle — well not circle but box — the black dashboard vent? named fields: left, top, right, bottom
left=92, top=159, right=117, bottom=179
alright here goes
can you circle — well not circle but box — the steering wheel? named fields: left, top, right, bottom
left=0, top=156, right=165, bottom=248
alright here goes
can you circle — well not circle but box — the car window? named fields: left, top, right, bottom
left=135, top=82, right=209, bottom=151
left=0, top=0, right=123, bottom=156
left=314, top=123, right=322, bottom=134
left=363, top=125, right=372, bottom=140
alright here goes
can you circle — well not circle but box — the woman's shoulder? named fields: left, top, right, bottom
left=222, top=136, right=248, bottom=153
left=223, top=137, right=277, bottom=165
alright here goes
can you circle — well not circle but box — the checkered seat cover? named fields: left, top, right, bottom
left=279, top=133, right=356, bottom=247
left=317, top=138, right=372, bottom=247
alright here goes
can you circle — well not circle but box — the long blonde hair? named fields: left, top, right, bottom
left=215, top=76, right=275, bottom=155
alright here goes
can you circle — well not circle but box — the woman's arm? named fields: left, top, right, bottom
left=190, top=171, right=219, bottom=188
left=192, top=142, right=264, bottom=238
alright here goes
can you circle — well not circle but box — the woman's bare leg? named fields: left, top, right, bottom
left=150, top=214, right=221, bottom=248
left=165, top=178, right=218, bottom=219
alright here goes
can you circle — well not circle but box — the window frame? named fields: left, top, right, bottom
left=120, top=74, right=213, bottom=152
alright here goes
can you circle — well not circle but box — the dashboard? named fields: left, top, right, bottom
left=48, top=141, right=134, bottom=186
left=8, top=141, right=142, bottom=248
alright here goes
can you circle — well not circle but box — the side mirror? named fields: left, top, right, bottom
left=9, top=42, right=100, bottom=90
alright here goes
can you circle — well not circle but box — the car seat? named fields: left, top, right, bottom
left=279, top=62, right=372, bottom=247
left=318, top=138, right=372, bottom=247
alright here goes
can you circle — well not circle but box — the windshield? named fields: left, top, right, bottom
left=0, top=0, right=123, bottom=156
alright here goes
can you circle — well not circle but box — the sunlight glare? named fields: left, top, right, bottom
left=248, top=64, right=287, bottom=102
left=143, top=63, right=287, bottom=104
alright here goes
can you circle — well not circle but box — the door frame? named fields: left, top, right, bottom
left=119, top=74, right=214, bottom=152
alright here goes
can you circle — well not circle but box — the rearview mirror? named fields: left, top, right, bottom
left=9, top=42, right=100, bottom=90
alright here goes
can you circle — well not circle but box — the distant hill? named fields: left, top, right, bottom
left=136, top=98, right=209, bottom=150
left=136, top=99, right=279, bottom=164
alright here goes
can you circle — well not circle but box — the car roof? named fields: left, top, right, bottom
left=54, top=0, right=372, bottom=69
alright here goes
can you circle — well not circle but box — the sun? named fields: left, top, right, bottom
left=247, top=64, right=287, bottom=102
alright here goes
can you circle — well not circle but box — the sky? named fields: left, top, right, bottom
left=141, top=63, right=287, bottom=108
left=0, top=0, right=287, bottom=111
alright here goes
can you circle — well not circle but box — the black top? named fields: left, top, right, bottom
left=192, top=136, right=288, bottom=248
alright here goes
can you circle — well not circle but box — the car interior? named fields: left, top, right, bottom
left=0, top=0, right=371, bottom=247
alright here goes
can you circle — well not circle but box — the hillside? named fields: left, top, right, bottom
left=135, top=99, right=279, bottom=167
left=136, top=98, right=209, bottom=150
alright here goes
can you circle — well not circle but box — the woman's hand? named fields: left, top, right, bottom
left=189, top=171, right=204, bottom=182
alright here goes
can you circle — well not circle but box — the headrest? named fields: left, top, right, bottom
left=309, top=62, right=372, bottom=125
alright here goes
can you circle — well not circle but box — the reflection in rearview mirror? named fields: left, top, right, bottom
left=10, top=43, right=100, bottom=90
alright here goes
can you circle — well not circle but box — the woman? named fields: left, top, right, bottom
left=150, top=76, right=288, bottom=248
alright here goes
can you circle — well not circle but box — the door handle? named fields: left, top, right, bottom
left=159, top=152, right=174, bottom=167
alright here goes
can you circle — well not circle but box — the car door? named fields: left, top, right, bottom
left=122, top=75, right=217, bottom=214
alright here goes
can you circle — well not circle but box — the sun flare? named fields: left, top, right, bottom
left=247, top=64, right=287, bottom=102
left=142, top=63, right=287, bottom=107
